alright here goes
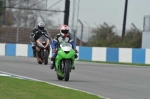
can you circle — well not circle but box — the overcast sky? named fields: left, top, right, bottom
left=47, top=0, right=150, bottom=31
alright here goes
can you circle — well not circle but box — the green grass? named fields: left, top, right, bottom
left=0, top=76, right=104, bottom=99
left=77, top=60, right=150, bottom=66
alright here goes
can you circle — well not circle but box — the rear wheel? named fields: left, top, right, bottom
left=64, top=61, right=70, bottom=81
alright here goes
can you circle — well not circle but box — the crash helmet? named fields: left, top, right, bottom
left=38, top=22, right=45, bottom=30
left=60, top=24, right=69, bottom=37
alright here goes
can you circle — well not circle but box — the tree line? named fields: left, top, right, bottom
left=88, top=22, right=142, bottom=48
left=0, top=0, right=58, bottom=27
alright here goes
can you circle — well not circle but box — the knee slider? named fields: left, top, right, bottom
left=51, top=57, right=55, bottom=61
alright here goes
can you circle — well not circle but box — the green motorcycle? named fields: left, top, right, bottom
left=55, top=42, right=76, bottom=81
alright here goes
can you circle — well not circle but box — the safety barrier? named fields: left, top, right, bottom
left=0, top=43, right=150, bottom=64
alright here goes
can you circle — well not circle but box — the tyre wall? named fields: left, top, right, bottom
left=0, top=43, right=150, bottom=64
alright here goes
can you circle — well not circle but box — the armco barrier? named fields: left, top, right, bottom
left=0, top=43, right=150, bottom=64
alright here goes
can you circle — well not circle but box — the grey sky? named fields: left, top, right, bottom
left=47, top=0, right=150, bottom=31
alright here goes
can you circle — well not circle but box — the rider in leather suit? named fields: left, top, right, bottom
left=50, top=24, right=77, bottom=70
left=30, top=22, right=50, bottom=57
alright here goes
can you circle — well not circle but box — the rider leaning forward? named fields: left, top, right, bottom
left=30, top=22, right=50, bottom=57
left=50, top=24, right=78, bottom=70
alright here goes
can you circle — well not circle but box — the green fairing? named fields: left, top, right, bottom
left=55, top=47, right=75, bottom=77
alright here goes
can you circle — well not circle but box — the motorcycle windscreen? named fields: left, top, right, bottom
left=60, top=43, right=72, bottom=51
left=38, top=35, right=47, bottom=44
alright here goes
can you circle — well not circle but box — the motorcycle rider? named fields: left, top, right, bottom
left=30, top=22, right=50, bottom=57
left=50, top=24, right=78, bottom=70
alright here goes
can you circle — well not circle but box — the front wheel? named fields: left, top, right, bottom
left=64, top=61, right=70, bottom=81
left=43, top=50, right=49, bottom=65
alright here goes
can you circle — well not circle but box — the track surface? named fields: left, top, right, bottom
left=0, top=56, right=150, bottom=99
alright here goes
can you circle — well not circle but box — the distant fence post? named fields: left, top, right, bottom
left=13, top=15, right=19, bottom=43
left=78, top=19, right=84, bottom=46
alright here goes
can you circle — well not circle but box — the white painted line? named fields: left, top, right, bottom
left=0, top=74, right=11, bottom=76
left=0, top=71, right=110, bottom=99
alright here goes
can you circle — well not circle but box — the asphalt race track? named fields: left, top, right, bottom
left=0, top=56, right=150, bottom=99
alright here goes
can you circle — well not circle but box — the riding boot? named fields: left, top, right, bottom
left=75, top=54, right=78, bottom=59
left=72, top=66, right=75, bottom=70
left=32, top=46, right=36, bottom=57
left=37, top=51, right=41, bottom=57
left=71, top=61, right=75, bottom=70
left=50, top=56, right=55, bottom=69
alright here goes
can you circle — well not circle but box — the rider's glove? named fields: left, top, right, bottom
left=74, top=49, right=78, bottom=53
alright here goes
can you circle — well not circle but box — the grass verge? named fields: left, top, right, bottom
left=0, top=76, right=104, bottom=99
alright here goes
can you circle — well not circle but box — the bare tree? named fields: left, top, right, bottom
left=7, top=0, right=59, bottom=27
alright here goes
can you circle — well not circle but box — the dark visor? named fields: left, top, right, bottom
left=61, top=30, right=68, bottom=34
left=38, top=26, right=44, bottom=30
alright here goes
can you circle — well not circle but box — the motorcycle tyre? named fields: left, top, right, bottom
left=44, top=50, right=49, bottom=65
left=64, top=61, right=70, bottom=81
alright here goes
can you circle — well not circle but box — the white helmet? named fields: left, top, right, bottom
left=38, top=22, right=45, bottom=30
left=60, top=24, right=69, bottom=37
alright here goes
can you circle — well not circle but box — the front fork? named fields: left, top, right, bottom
left=55, top=58, right=74, bottom=71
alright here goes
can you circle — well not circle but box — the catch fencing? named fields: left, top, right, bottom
left=0, top=25, right=123, bottom=46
